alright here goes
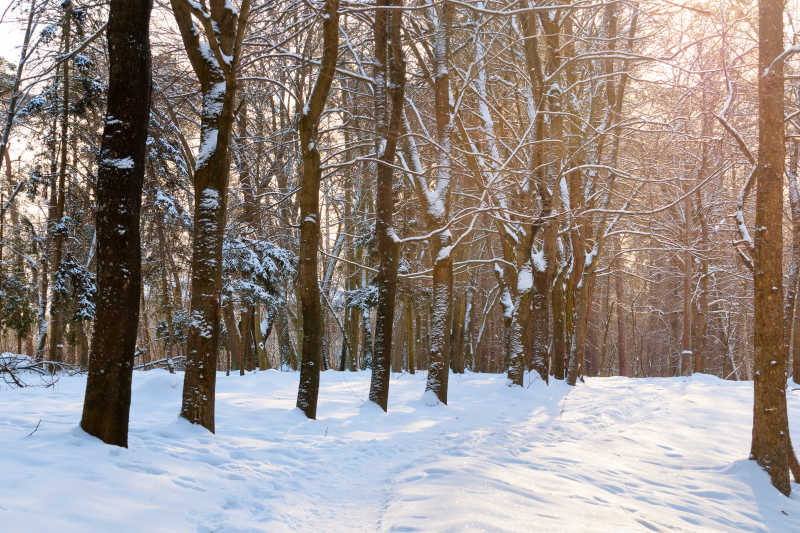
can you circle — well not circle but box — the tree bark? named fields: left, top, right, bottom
left=451, top=291, right=466, bottom=374
left=530, top=258, right=549, bottom=381
left=295, top=0, right=340, bottom=419
left=80, top=0, right=152, bottom=447
left=786, top=143, right=800, bottom=380
left=173, top=0, right=250, bottom=432
left=406, top=295, right=415, bottom=374
left=551, top=268, right=567, bottom=380
left=615, top=252, right=628, bottom=377
left=368, top=0, right=405, bottom=409
left=751, top=0, right=794, bottom=495
left=222, top=301, right=241, bottom=374
left=47, top=2, right=71, bottom=365
left=423, top=0, right=454, bottom=405
left=680, top=253, right=692, bottom=376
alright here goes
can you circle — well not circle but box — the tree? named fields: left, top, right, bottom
left=79, top=0, right=153, bottom=447
left=171, top=0, right=250, bottom=432
left=750, top=0, right=797, bottom=496
left=368, top=0, right=406, bottom=411
left=416, top=0, right=455, bottom=405
left=295, top=0, right=340, bottom=419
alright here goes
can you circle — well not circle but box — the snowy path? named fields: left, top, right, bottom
left=2, top=370, right=800, bottom=532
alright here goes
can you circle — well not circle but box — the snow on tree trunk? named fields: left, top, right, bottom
left=425, top=238, right=453, bottom=404
left=422, top=0, right=454, bottom=406
left=295, top=0, right=339, bottom=419
left=368, top=0, right=405, bottom=411
left=47, top=3, right=71, bottom=365
left=786, top=143, right=800, bottom=381
left=172, top=0, right=251, bottom=432
left=80, top=0, right=152, bottom=447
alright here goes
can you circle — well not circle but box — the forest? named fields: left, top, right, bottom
left=2, top=0, right=800, bottom=529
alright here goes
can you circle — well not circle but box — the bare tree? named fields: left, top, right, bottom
left=295, top=0, right=340, bottom=419
left=80, top=0, right=153, bottom=447
left=368, top=0, right=406, bottom=411
left=750, top=0, right=798, bottom=496
left=171, top=0, right=250, bottom=432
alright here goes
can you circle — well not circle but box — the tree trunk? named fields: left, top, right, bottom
left=451, top=292, right=466, bottom=374
left=369, top=0, right=405, bottom=410
left=222, top=301, right=242, bottom=375
left=750, top=0, right=794, bottom=495
left=242, top=306, right=256, bottom=371
left=406, top=295, right=415, bottom=374
left=567, top=278, right=588, bottom=386
left=277, top=305, right=297, bottom=370
left=463, top=287, right=474, bottom=372
left=530, top=259, right=549, bottom=381
left=551, top=269, right=567, bottom=380
left=157, top=221, right=174, bottom=360
left=422, top=0, right=454, bottom=405
left=173, top=0, right=250, bottom=432
left=614, top=239, right=628, bottom=376
left=47, top=3, right=71, bottom=365
left=295, top=0, right=340, bottom=419
left=36, top=113, right=60, bottom=361
left=787, top=143, right=800, bottom=380
left=360, top=306, right=373, bottom=370
left=80, top=0, right=152, bottom=447
left=180, top=105, right=234, bottom=431
left=426, top=242, right=452, bottom=403
left=680, top=253, right=692, bottom=376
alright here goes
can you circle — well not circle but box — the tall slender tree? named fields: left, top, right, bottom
left=171, top=0, right=251, bottom=432
left=422, top=0, right=455, bottom=405
left=368, top=0, right=406, bottom=411
left=80, top=0, right=153, bottom=447
left=750, top=0, right=796, bottom=495
left=295, top=0, right=340, bottom=419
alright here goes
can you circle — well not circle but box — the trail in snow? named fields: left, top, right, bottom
left=2, top=370, right=800, bottom=532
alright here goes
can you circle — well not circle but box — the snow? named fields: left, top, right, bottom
left=199, top=42, right=220, bottom=72
left=387, top=227, right=402, bottom=244
left=422, top=388, right=443, bottom=407
left=435, top=244, right=453, bottom=263
left=501, top=288, right=513, bottom=317
left=101, top=156, right=134, bottom=169
left=517, top=266, right=532, bottom=293
left=428, top=198, right=446, bottom=220
left=223, top=0, right=238, bottom=16
left=195, top=128, right=219, bottom=170
left=533, top=248, right=547, bottom=272
left=204, top=82, right=227, bottom=118
left=560, top=176, right=571, bottom=210
left=189, top=310, right=212, bottom=339
left=198, top=188, right=220, bottom=210
left=2, top=371, right=800, bottom=531
left=194, top=83, right=227, bottom=171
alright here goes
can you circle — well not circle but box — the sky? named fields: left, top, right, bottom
left=0, top=0, right=28, bottom=65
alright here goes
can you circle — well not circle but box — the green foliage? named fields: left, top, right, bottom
left=53, top=258, right=96, bottom=322
left=223, top=237, right=297, bottom=311
left=0, top=272, right=36, bottom=339
left=156, top=308, right=190, bottom=346
left=344, top=285, right=378, bottom=310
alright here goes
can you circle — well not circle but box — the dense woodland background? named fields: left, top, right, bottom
left=0, top=0, right=798, bottom=390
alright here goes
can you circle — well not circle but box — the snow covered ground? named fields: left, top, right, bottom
left=2, top=370, right=800, bottom=532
